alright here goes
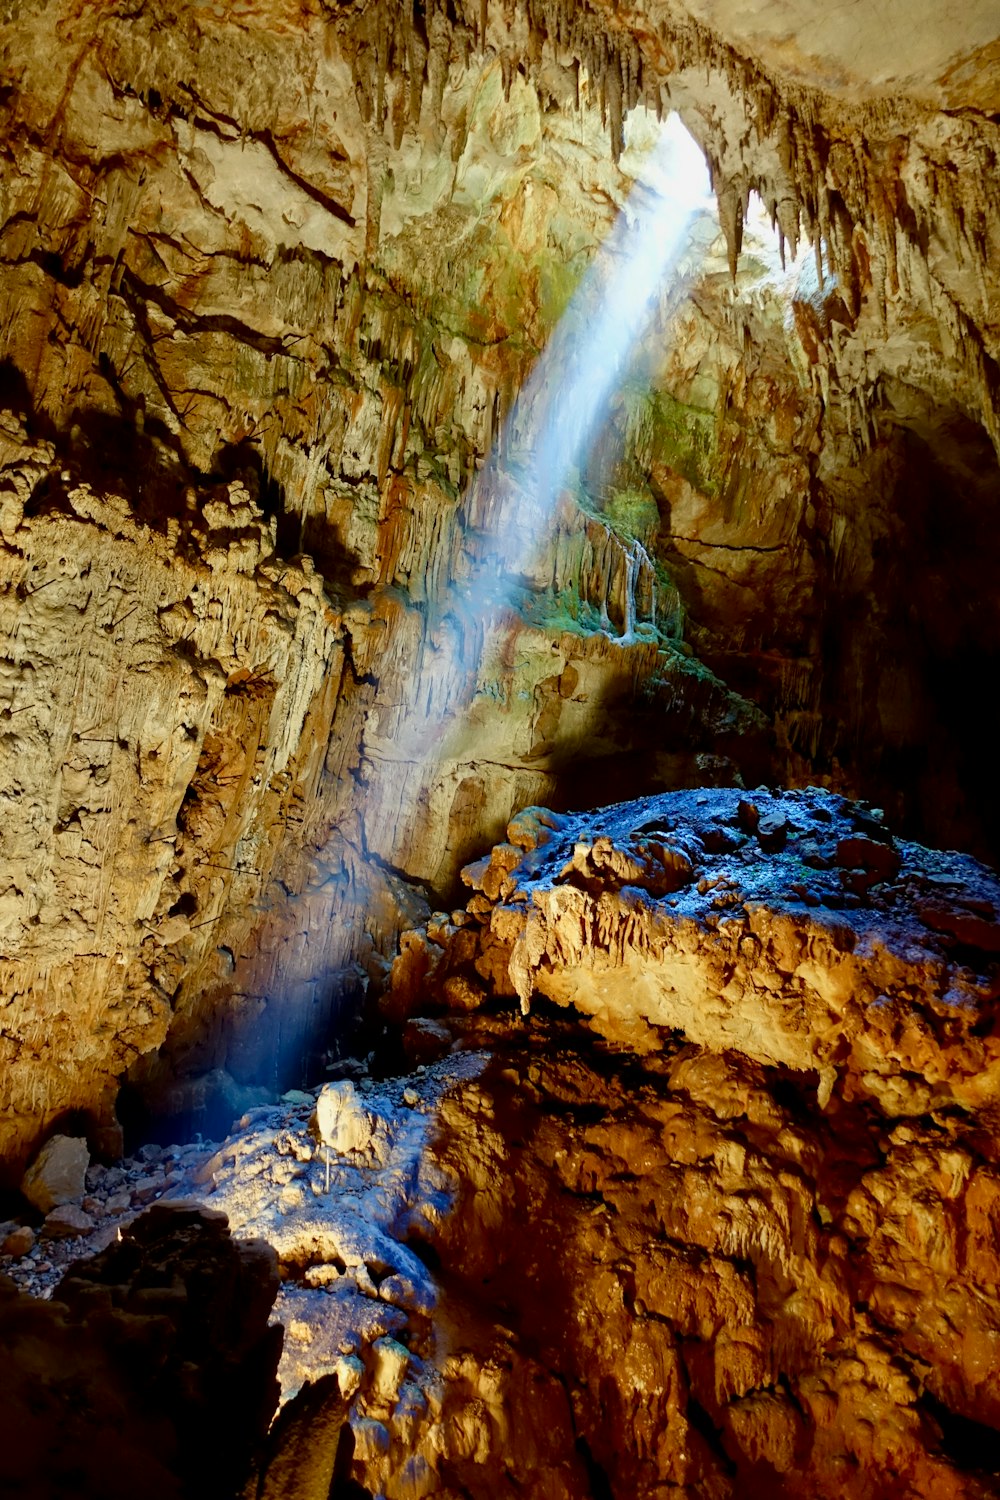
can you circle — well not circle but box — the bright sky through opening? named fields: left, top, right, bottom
left=496, top=111, right=714, bottom=580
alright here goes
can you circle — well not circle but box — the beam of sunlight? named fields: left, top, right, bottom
left=230, top=116, right=716, bottom=1101
left=392, top=112, right=714, bottom=765
left=499, top=113, right=713, bottom=593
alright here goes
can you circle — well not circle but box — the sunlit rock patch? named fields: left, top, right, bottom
left=399, top=787, right=1000, bottom=1115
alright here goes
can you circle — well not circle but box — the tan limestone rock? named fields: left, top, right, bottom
left=22, top=1136, right=90, bottom=1214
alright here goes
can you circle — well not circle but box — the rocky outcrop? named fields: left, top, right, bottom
left=250, top=788, right=1000, bottom=1498
left=0, top=1203, right=281, bottom=1500
left=5, top=787, right=1000, bottom=1495
left=396, top=788, right=1000, bottom=1115
left=4, top=790, right=989, bottom=1497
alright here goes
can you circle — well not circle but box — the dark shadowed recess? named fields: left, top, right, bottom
left=689, top=412, right=1000, bottom=870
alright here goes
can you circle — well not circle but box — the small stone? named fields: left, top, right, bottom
left=401, top=1017, right=452, bottom=1066
left=105, top=1189, right=132, bottom=1214
left=335, top=1353, right=364, bottom=1401
left=737, top=799, right=760, bottom=834
left=835, top=836, right=900, bottom=882
left=799, top=840, right=830, bottom=869
left=756, top=814, right=788, bottom=853
left=138, top=1143, right=164, bottom=1163
left=81, top=1195, right=105, bottom=1217
left=131, top=1171, right=167, bottom=1204
left=281, top=1089, right=314, bottom=1107
left=2, top=1225, right=35, bottom=1257
left=304, top=1263, right=344, bottom=1287
left=89, top=1222, right=124, bottom=1253
left=441, top=973, right=486, bottom=1013
left=21, top=1135, right=90, bottom=1213
left=41, top=1203, right=95, bottom=1239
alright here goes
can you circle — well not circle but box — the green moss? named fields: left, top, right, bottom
left=536, top=249, right=589, bottom=331
left=602, top=487, right=659, bottom=544
left=512, top=582, right=606, bottom=638
left=618, top=380, right=718, bottom=497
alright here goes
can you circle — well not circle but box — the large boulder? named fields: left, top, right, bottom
left=21, top=1135, right=89, bottom=1214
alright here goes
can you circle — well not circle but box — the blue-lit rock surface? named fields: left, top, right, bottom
left=393, top=787, right=1000, bottom=1117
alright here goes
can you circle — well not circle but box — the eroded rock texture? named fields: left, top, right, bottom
left=6, top=789, right=999, bottom=1495
left=399, top=788, right=1000, bottom=1115
left=275, top=789, right=1000, bottom=1498
left=16, top=792, right=987, bottom=1497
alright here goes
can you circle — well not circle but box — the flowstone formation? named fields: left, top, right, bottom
left=6, top=789, right=1000, bottom=1497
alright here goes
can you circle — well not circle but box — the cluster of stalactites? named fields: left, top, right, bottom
left=338, top=0, right=1000, bottom=456
left=341, top=0, right=649, bottom=159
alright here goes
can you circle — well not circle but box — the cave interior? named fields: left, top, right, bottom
left=2, top=0, right=1000, bottom=1496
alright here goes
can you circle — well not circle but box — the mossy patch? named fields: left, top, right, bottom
left=511, top=581, right=608, bottom=638
left=602, top=487, right=659, bottom=544
left=617, top=380, right=718, bottom=496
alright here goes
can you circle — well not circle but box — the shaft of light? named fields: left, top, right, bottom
left=250, top=117, right=714, bottom=1095
left=392, top=113, right=713, bottom=765
left=492, top=111, right=713, bottom=578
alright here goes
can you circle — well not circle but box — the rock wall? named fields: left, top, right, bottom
left=0, top=0, right=998, bottom=1164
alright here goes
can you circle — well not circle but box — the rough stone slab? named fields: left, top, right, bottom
left=21, top=1135, right=89, bottom=1214
left=403, top=787, right=1000, bottom=1117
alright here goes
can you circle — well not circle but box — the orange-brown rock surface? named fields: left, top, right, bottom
left=5, top=788, right=1000, bottom=1495
left=0, top=0, right=999, bottom=1493
left=393, top=789, right=1000, bottom=1110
